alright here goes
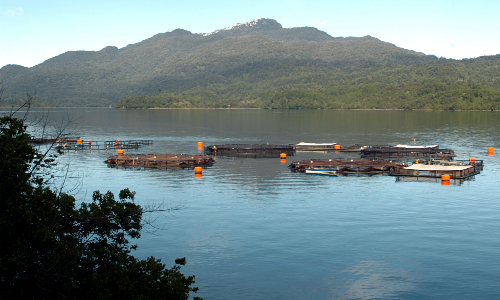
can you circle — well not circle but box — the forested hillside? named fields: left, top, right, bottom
left=1, top=18, right=499, bottom=109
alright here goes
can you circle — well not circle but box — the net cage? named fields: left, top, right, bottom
left=106, top=154, right=213, bottom=168
left=289, top=158, right=406, bottom=174
left=205, top=144, right=295, bottom=158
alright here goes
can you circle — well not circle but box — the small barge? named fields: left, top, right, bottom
left=106, top=154, right=213, bottom=168
left=205, top=144, right=295, bottom=158
left=392, top=159, right=482, bottom=179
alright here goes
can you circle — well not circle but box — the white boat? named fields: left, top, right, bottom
left=304, top=168, right=338, bottom=176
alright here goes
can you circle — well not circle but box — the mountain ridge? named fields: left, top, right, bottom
left=1, top=18, right=499, bottom=109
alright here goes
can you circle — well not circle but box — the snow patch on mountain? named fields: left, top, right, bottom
left=202, top=18, right=281, bottom=36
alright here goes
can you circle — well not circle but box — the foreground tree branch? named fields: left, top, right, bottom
left=0, top=111, right=201, bottom=299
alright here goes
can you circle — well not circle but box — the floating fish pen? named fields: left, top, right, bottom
left=360, top=144, right=455, bottom=160
left=205, top=144, right=295, bottom=158
left=289, top=159, right=406, bottom=174
left=419, top=158, right=483, bottom=169
left=106, top=154, right=213, bottom=168
left=30, top=137, right=80, bottom=144
left=291, top=142, right=340, bottom=151
left=395, top=176, right=468, bottom=185
left=391, top=159, right=482, bottom=179
left=343, top=144, right=397, bottom=152
left=56, top=140, right=153, bottom=151
left=340, top=144, right=367, bottom=152
left=103, top=140, right=153, bottom=147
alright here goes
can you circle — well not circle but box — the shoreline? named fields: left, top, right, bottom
left=2, top=106, right=499, bottom=112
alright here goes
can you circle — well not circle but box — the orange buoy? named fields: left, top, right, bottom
left=441, top=174, right=450, bottom=181
left=117, top=149, right=124, bottom=155
left=77, top=139, right=83, bottom=144
left=280, top=153, right=287, bottom=159
left=194, top=166, right=203, bottom=174
left=469, top=158, right=476, bottom=164
left=198, top=142, right=203, bottom=148
left=334, top=144, right=341, bottom=150
left=488, top=147, right=494, bottom=155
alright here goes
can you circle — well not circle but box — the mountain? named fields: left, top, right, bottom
left=1, top=18, right=500, bottom=110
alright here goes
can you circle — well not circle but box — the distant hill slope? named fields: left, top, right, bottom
left=1, top=18, right=500, bottom=109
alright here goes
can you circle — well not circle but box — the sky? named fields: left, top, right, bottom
left=1, top=0, right=500, bottom=68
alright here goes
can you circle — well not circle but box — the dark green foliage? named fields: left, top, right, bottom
left=116, top=60, right=500, bottom=110
left=1, top=18, right=499, bottom=110
left=0, top=116, right=201, bottom=299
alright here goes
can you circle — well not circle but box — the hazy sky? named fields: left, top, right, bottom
left=2, top=0, right=500, bottom=68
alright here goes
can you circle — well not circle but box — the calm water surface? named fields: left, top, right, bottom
left=16, top=109, right=500, bottom=299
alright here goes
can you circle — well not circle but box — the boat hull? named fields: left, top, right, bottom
left=305, top=168, right=338, bottom=176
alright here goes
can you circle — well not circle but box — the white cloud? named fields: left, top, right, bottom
left=2, top=7, right=24, bottom=16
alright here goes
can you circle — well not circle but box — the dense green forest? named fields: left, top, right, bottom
left=116, top=58, right=500, bottom=110
left=2, top=18, right=500, bottom=110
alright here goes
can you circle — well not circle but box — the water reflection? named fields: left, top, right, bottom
left=339, top=261, right=414, bottom=300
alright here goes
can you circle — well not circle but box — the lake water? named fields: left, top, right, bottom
left=14, top=108, right=500, bottom=299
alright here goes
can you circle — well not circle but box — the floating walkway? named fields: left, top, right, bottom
left=289, top=159, right=406, bottom=174
left=359, top=144, right=455, bottom=160
left=205, top=144, right=295, bottom=158
left=56, top=140, right=153, bottom=151
left=106, top=154, right=213, bottom=168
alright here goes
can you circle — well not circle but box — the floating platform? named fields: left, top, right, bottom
left=289, top=159, right=406, bottom=174
left=359, top=144, right=455, bottom=159
left=205, top=144, right=295, bottom=158
left=106, top=154, right=213, bottom=168
left=291, top=142, right=340, bottom=151
left=392, top=160, right=482, bottom=179
left=56, top=140, right=153, bottom=151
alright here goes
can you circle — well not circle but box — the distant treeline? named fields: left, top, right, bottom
left=116, top=59, right=500, bottom=110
